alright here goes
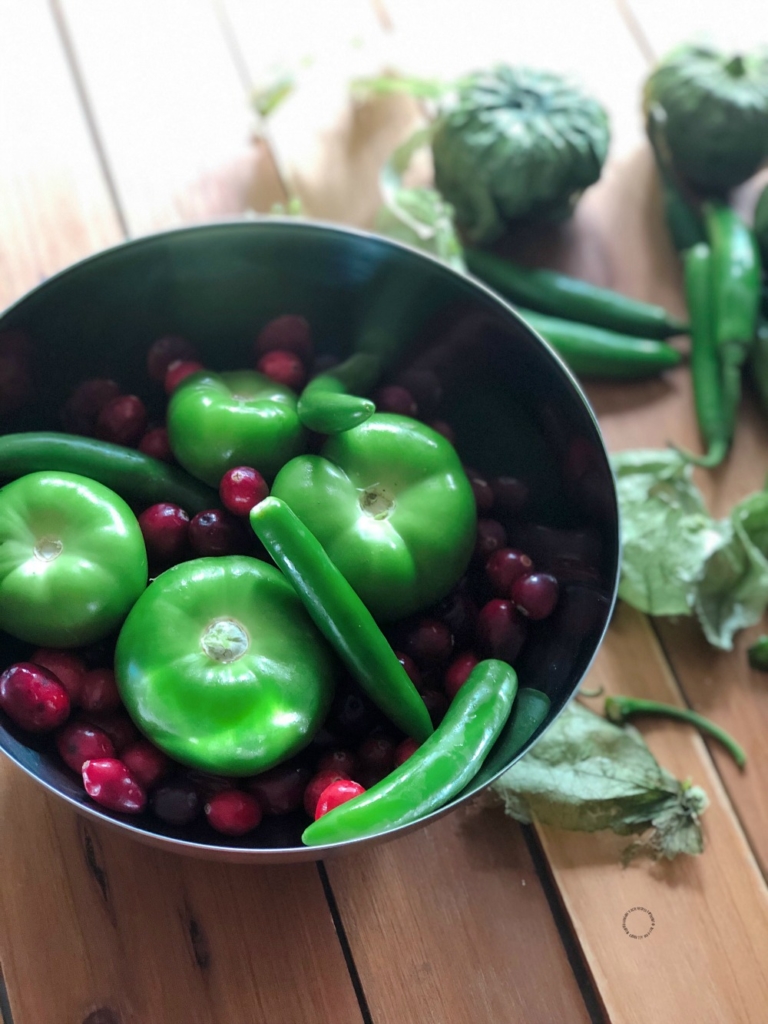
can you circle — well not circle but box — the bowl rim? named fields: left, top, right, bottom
left=0, top=216, right=621, bottom=861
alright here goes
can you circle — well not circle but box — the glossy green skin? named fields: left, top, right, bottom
left=297, top=353, right=380, bottom=434
left=115, top=556, right=336, bottom=776
left=250, top=497, right=433, bottom=742
left=271, top=414, right=476, bottom=622
left=302, top=659, right=518, bottom=846
left=0, top=471, right=147, bottom=647
left=168, top=370, right=305, bottom=486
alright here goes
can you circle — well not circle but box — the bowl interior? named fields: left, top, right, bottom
left=0, top=220, right=619, bottom=858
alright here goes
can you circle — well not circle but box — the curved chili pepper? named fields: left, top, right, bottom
left=521, top=310, right=683, bottom=378
left=302, top=658, right=518, bottom=846
left=645, top=103, right=705, bottom=253
left=0, top=432, right=217, bottom=512
left=249, top=495, right=434, bottom=742
left=466, top=248, right=688, bottom=339
left=297, top=353, right=380, bottom=434
left=501, top=687, right=551, bottom=757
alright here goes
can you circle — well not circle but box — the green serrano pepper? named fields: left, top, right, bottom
left=465, top=248, right=688, bottom=339
left=0, top=432, right=217, bottom=512
left=302, top=659, right=518, bottom=846
left=249, top=495, right=433, bottom=742
left=500, top=687, right=551, bottom=758
left=297, top=353, right=380, bottom=434
left=520, top=310, right=683, bottom=379
left=749, top=321, right=768, bottom=416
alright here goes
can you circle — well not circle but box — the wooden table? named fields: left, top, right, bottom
left=2, top=3, right=768, bottom=1022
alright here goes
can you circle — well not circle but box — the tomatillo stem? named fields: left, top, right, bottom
left=604, top=695, right=746, bottom=769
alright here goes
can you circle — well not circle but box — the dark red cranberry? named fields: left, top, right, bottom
left=464, top=467, right=494, bottom=511
left=357, top=735, right=396, bottom=775
left=475, top=518, right=507, bottom=560
left=374, top=385, right=417, bottom=417
left=246, top=763, right=311, bottom=815
left=205, top=790, right=262, bottom=836
left=444, top=653, right=479, bottom=700
left=394, top=651, right=423, bottom=692
left=395, top=369, right=442, bottom=417
left=147, top=335, right=198, bottom=382
left=308, top=725, right=338, bottom=751
left=256, top=350, right=306, bottom=391
left=189, top=509, right=249, bottom=557
left=95, top=395, right=148, bottom=447
left=152, top=779, right=201, bottom=826
left=139, top=503, right=190, bottom=565
left=79, top=668, right=121, bottom=714
left=0, top=663, right=70, bottom=732
left=304, top=769, right=350, bottom=817
left=56, top=721, right=114, bottom=772
left=402, top=618, right=454, bottom=666
left=182, top=769, right=232, bottom=800
left=394, top=737, right=420, bottom=767
left=121, top=741, right=170, bottom=789
left=219, top=466, right=269, bottom=516
left=511, top=573, right=559, bottom=620
left=254, top=315, right=313, bottom=361
left=164, top=359, right=205, bottom=394
left=421, top=689, right=449, bottom=727
left=61, top=378, right=120, bottom=434
left=83, top=712, right=138, bottom=753
left=477, top=600, right=527, bottom=663
left=429, top=420, right=456, bottom=445
left=432, top=591, right=478, bottom=645
left=138, top=426, right=173, bottom=462
left=82, top=758, right=146, bottom=814
left=327, top=686, right=382, bottom=741
left=0, top=352, right=33, bottom=416
left=30, top=648, right=86, bottom=704
left=315, top=779, right=365, bottom=819
left=317, top=749, right=358, bottom=778
left=491, top=476, right=529, bottom=516
left=485, top=548, right=534, bottom=597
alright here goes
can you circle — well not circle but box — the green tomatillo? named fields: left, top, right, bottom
left=114, top=556, right=337, bottom=776
left=167, top=370, right=305, bottom=486
left=0, top=471, right=147, bottom=647
left=271, top=414, right=476, bottom=621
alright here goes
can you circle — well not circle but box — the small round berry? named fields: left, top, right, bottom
left=395, top=369, right=443, bottom=416
left=152, top=779, right=201, bottom=826
left=394, top=651, right=423, bottom=692
left=303, top=769, right=350, bottom=818
left=121, top=741, right=170, bottom=790
left=421, top=689, right=449, bottom=727
left=0, top=663, right=70, bottom=732
left=475, top=518, right=507, bottom=560
left=374, top=385, right=417, bottom=417
left=477, top=600, right=527, bottom=663
left=464, top=467, right=493, bottom=511
left=491, top=476, right=529, bottom=516
left=164, top=359, right=205, bottom=394
left=246, top=763, right=311, bottom=816
left=444, top=653, right=479, bottom=700
left=139, top=503, right=191, bottom=566
left=254, top=315, right=312, bottom=360
left=317, top=749, right=358, bottom=778
left=189, top=509, right=249, bottom=557
left=256, top=350, right=306, bottom=391
left=219, top=466, right=269, bottom=516
left=147, top=335, right=198, bottom=382
left=56, top=721, right=115, bottom=773
left=511, top=573, right=559, bottom=620
left=138, top=426, right=173, bottom=462
left=394, top=737, right=421, bottom=767
left=402, top=619, right=454, bottom=666
left=485, top=549, right=534, bottom=597
left=95, top=395, right=147, bottom=447
left=62, top=378, right=120, bottom=434
left=356, top=735, right=396, bottom=776
left=314, top=779, right=366, bottom=820
left=82, top=758, right=146, bottom=814
left=204, top=789, right=262, bottom=836
left=327, top=686, right=383, bottom=741
left=30, top=648, right=86, bottom=704
left=83, top=712, right=138, bottom=753
left=79, top=668, right=121, bottom=714
left=431, top=591, right=478, bottom=645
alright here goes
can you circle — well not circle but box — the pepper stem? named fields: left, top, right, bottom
left=670, top=438, right=728, bottom=469
left=605, top=695, right=746, bottom=769
left=724, top=54, right=746, bottom=77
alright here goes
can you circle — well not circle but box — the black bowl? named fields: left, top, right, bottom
left=0, top=219, right=619, bottom=861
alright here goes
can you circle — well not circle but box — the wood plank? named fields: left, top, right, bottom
left=620, top=0, right=766, bottom=62
left=326, top=806, right=594, bottom=1024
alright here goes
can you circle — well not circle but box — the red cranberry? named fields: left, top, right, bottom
left=491, top=476, right=529, bottom=515
left=147, top=335, right=198, bottom=382
left=315, top=779, right=365, bottom=819
left=464, top=467, right=494, bottom=511
left=421, top=689, right=449, bottom=727
left=327, top=686, right=382, bottom=741
left=62, top=378, right=120, bottom=434
left=0, top=663, right=70, bottom=732
left=182, top=769, right=232, bottom=800
left=138, top=426, right=173, bottom=463
left=152, top=779, right=201, bottom=826
left=79, top=668, right=121, bottom=714
left=139, top=503, right=190, bottom=565
left=429, top=420, right=456, bottom=444
left=402, top=619, right=454, bottom=666
left=357, top=735, right=396, bottom=775
left=374, top=385, right=417, bottom=417
left=205, top=790, right=262, bottom=836
left=395, top=369, right=442, bottom=416
left=394, top=737, right=420, bottom=767
left=30, top=648, right=86, bottom=704
left=444, top=653, right=479, bottom=700
left=304, top=769, right=350, bottom=817
left=246, top=763, right=311, bottom=815
left=317, top=749, right=358, bottom=778
left=256, top=350, right=306, bottom=391
left=189, top=509, right=248, bottom=557
left=432, top=591, right=478, bottom=645
left=477, top=600, right=527, bottom=663
left=255, top=315, right=313, bottom=360
left=511, top=573, right=559, bottom=620
left=394, top=651, right=423, bottom=692
left=485, top=549, right=534, bottom=596
left=56, top=721, right=114, bottom=773
left=121, top=741, right=169, bottom=789
left=219, top=466, right=269, bottom=516
left=164, top=359, right=205, bottom=394
left=83, top=712, right=138, bottom=753
left=82, top=758, right=146, bottom=814
left=475, top=518, right=507, bottom=560
left=95, top=394, right=148, bottom=447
